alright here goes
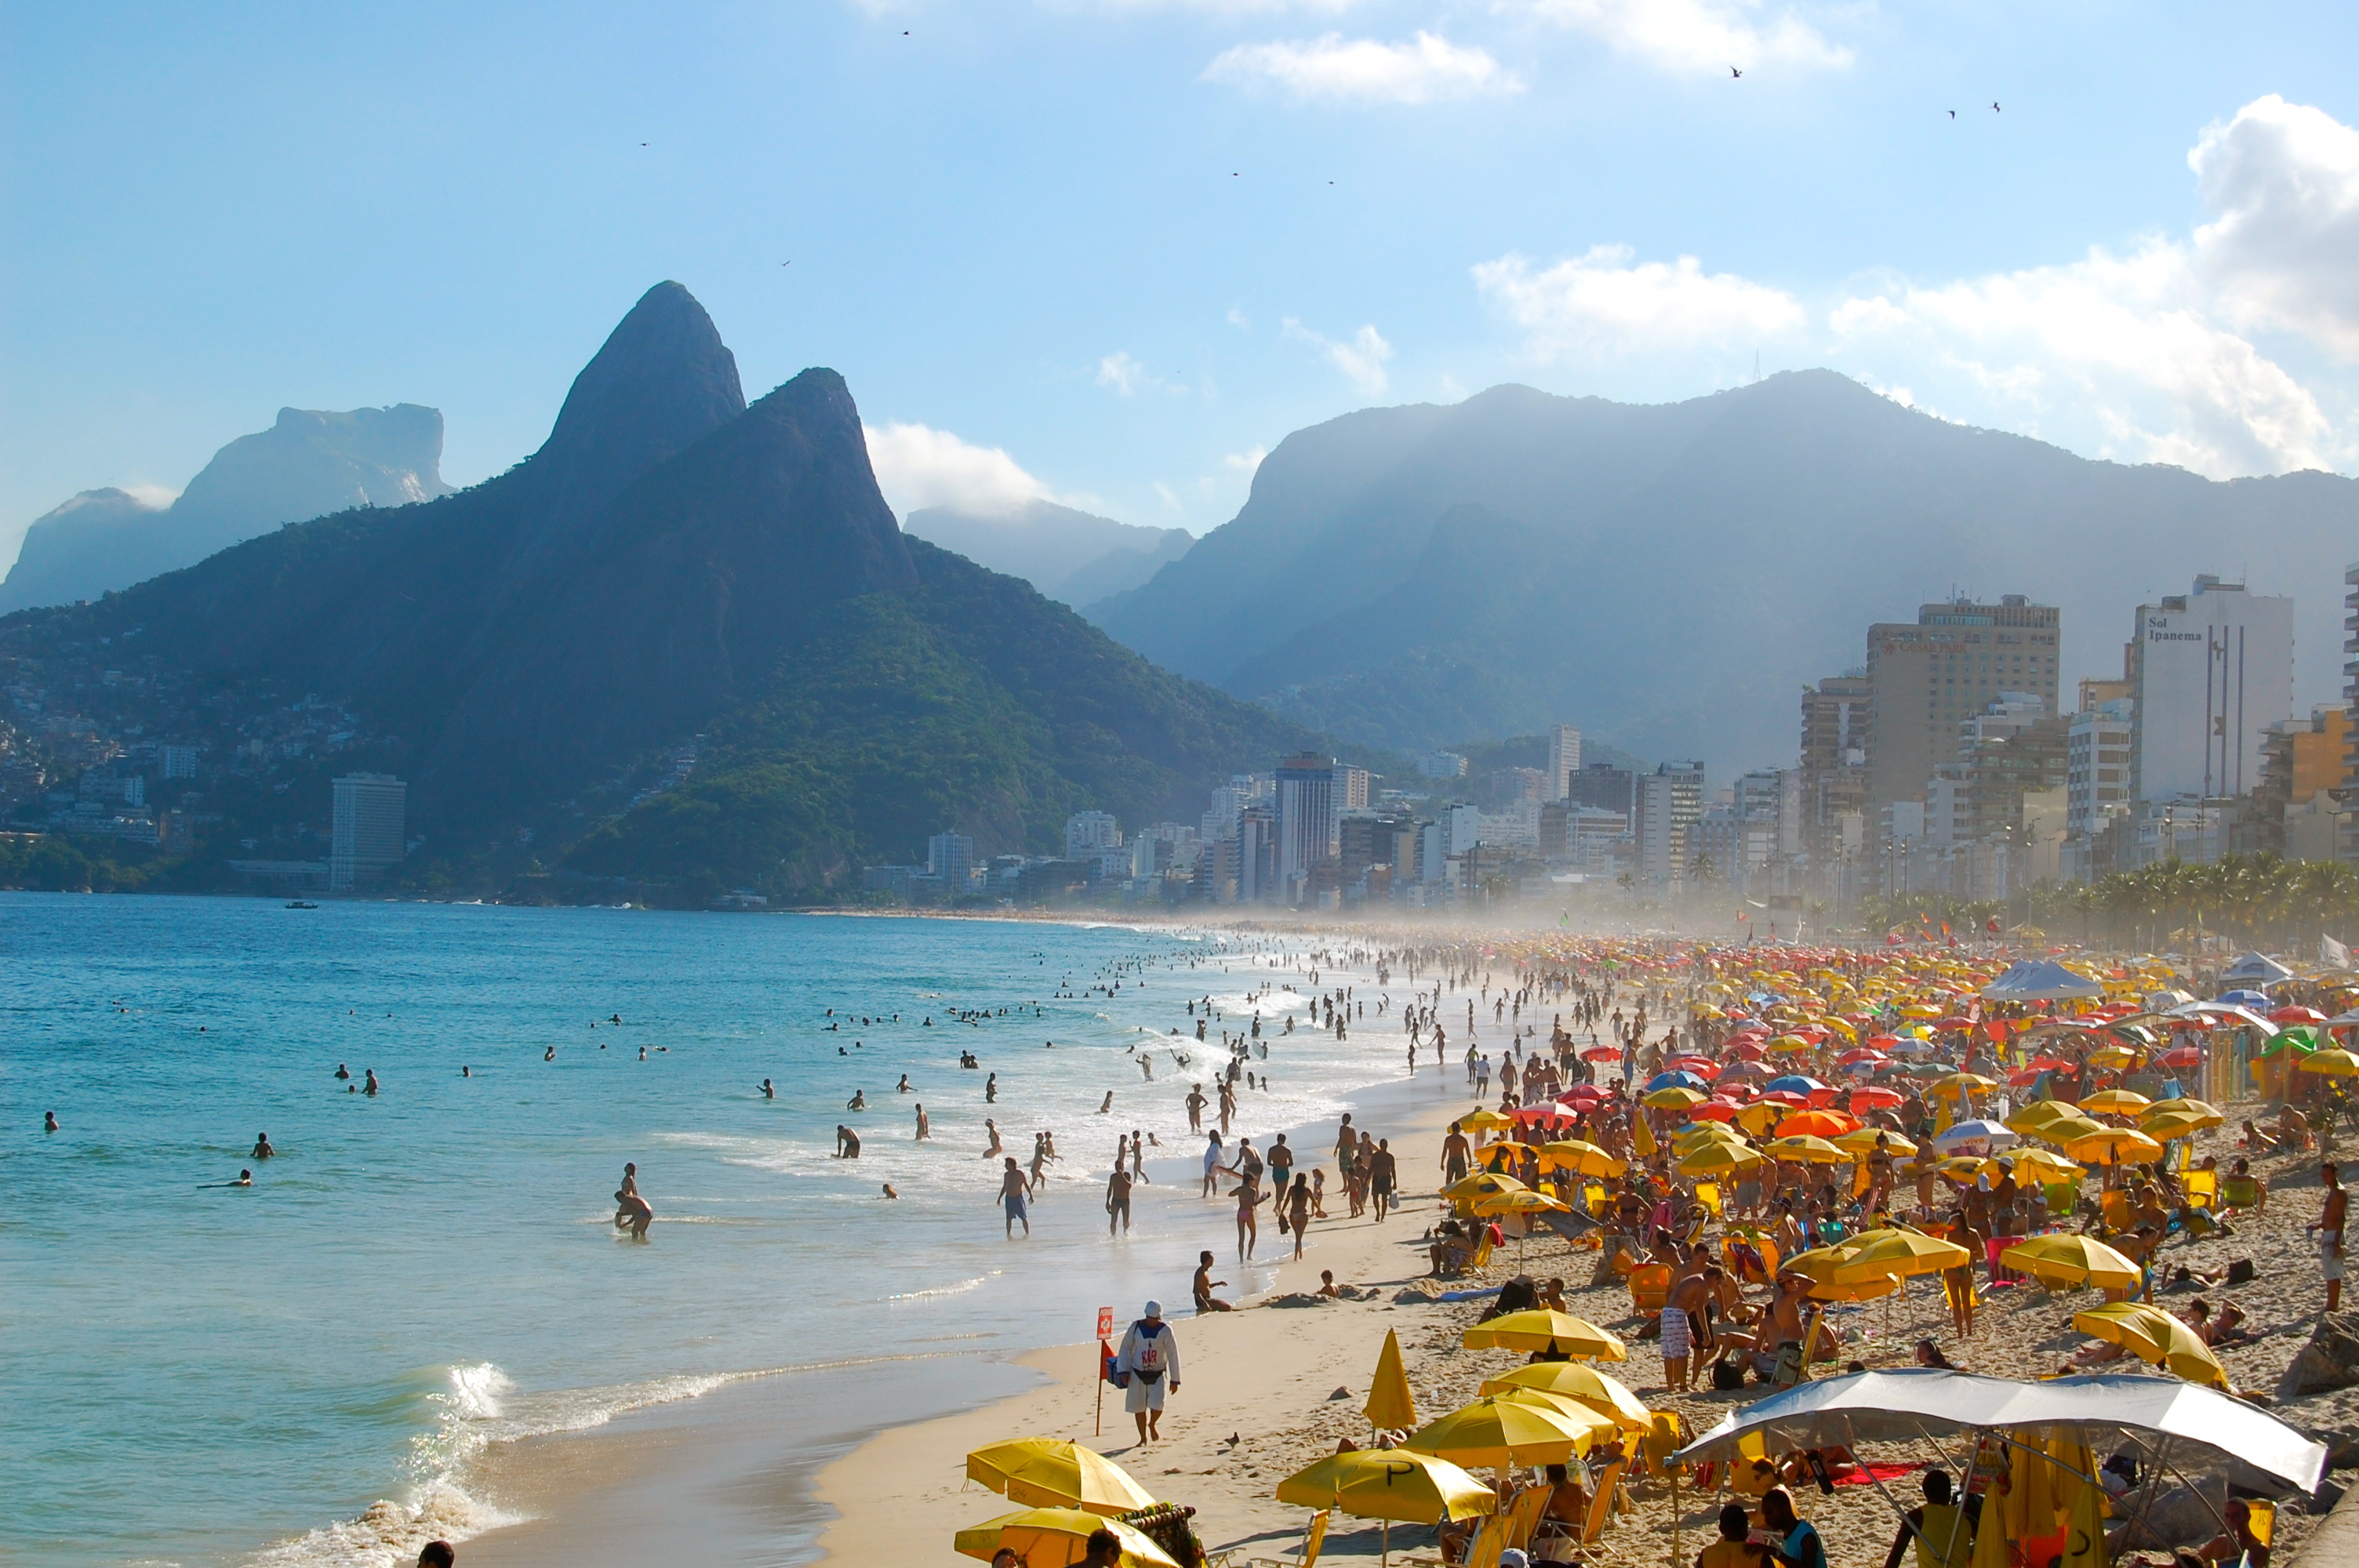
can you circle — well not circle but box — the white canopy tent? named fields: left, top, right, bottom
left=1674, top=1368, right=2325, bottom=1497
left=2221, top=952, right=2295, bottom=987
left=1981, top=960, right=2106, bottom=1003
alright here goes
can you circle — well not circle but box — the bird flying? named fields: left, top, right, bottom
left=1730, top=66, right=1743, bottom=78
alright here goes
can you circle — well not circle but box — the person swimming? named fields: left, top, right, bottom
left=44, top=1111, right=60, bottom=1133
left=251, top=1133, right=275, bottom=1160
left=461, top=1065, right=471, bottom=1077
left=333, top=1064, right=350, bottom=1080
left=897, top=1074, right=912, bottom=1093
left=848, top=1090, right=867, bottom=1111
left=761, top=1078, right=775, bottom=1098
left=881, top=1183, right=900, bottom=1200
left=362, top=1069, right=379, bottom=1096
left=544, top=1046, right=556, bottom=1062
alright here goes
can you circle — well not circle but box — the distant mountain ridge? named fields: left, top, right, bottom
left=1086, top=374, right=2359, bottom=769
left=0, top=284, right=1312, bottom=900
left=0, top=404, right=453, bottom=614
left=902, top=499, right=1190, bottom=607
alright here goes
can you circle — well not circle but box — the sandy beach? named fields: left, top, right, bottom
left=808, top=1083, right=2357, bottom=1568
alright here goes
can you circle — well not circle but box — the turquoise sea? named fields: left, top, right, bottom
left=3, top=896, right=1408, bottom=1568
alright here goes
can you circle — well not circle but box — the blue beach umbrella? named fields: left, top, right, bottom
left=1765, top=1075, right=1826, bottom=1098
left=1645, top=1070, right=1707, bottom=1093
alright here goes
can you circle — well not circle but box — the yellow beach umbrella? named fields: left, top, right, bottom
left=2027, top=1113, right=2110, bottom=1149
left=2139, top=1107, right=2213, bottom=1142
left=1833, top=1227, right=1972, bottom=1282
left=1462, top=1309, right=1626, bottom=1361
left=1274, top=1449, right=1495, bottom=1524
left=1539, top=1140, right=1627, bottom=1178
left=1442, top=1170, right=1528, bottom=1203
left=2001, top=1233, right=2141, bottom=1292
left=1927, top=1073, right=1997, bottom=1101
left=2071, top=1302, right=2231, bottom=1390
left=1474, top=1189, right=1572, bottom=1217
left=1485, top=1387, right=1627, bottom=1442
left=1767, top=1034, right=1815, bottom=1053
left=2007, top=1101, right=2084, bottom=1135
left=1478, top=1363, right=1652, bottom=1435
left=2064, top=1127, right=2165, bottom=1167
left=1677, top=1142, right=1768, bottom=1178
left=1899, top=1004, right=1943, bottom=1018
left=1642, top=1086, right=1707, bottom=1109
left=1677, top=1122, right=1748, bottom=1150
left=1457, top=1108, right=1514, bottom=1133
left=955, top=1509, right=1182, bottom=1568
left=2139, top=1098, right=2223, bottom=1130
left=2299, top=1048, right=2359, bottom=1078
left=1763, top=1134, right=1848, bottom=1164
left=1779, top=1242, right=1863, bottom=1285
left=1834, top=1127, right=1917, bottom=1157
left=1366, top=1329, right=1416, bottom=1432
left=2078, top=1089, right=2153, bottom=1116
left=966, top=1439, right=1158, bottom=1512
left=1992, top=1149, right=2085, bottom=1186
left=1405, top=1395, right=1603, bottom=1468
left=2085, top=1044, right=2141, bottom=1070
left=1733, top=1102, right=1783, bottom=1136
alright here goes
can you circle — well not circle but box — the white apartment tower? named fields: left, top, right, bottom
left=1545, top=725, right=1582, bottom=801
left=2129, top=575, right=2295, bottom=802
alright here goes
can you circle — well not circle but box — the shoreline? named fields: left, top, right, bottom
left=438, top=1064, right=1481, bottom=1568
left=808, top=1072, right=1480, bottom=1567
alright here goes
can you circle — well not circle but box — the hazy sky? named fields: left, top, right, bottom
left=6, top=1, right=2357, bottom=571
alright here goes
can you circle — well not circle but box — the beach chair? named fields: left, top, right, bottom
left=1578, top=1461, right=1628, bottom=1555
left=2184, top=1170, right=2217, bottom=1210
left=1638, top=1411, right=1688, bottom=1479
left=1463, top=1517, right=1505, bottom=1568
left=1470, top=1235, right=1496, bottom=1270
left=1695, top=1181, right=1721, bottom=1218
left=1627, top=1264, right=1672, bottom=1319
left=1502, top=1485, right=1551, bottom=1551
left=2099, top=1190, right=2131, bottom=1233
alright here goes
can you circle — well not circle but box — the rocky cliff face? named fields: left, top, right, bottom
left=0, top=405, right=454, bottom=614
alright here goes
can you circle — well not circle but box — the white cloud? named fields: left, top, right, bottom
left=1283, top=318, right=1395, bottom=394
left=1153, top=481, right=1184, bottom=510
left=2190, top=93, right=2359, bottom=358
left=1472, top=245, right=1806, bottom=357
left=1223, top=444, right=1268, bottom=474
left=1098, top=351, right=1148, bottom=395
left=1226, top=307, right=1252, bottom=330
left=1825, top=240, right=2332, bottom=477
left=1511, top=0, right=1851, bottom=76
left=118, top=483, right=179, bottom=510
left=1205, top=31, right=1520, bottom=105
left=862, top=421, right=1052, bottom=517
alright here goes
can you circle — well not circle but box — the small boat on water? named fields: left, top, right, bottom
left=285, top=900, right=319, bottom=909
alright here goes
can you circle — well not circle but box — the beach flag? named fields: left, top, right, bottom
left=1632, top=1116, right=1658, bottom=1159
left=1365, top=1329, right=1416, bottom=1432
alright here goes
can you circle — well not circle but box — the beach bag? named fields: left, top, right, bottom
left=1711, top=1353, right=1746, bottom=1391
left=2226, top=1258, right=2257, bottom=1285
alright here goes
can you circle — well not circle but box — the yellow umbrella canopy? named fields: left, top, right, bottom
left=2065, top=1127, right=2165, bottom=1167
left=1274, top=1449, right=1495, bottom=1525
left=1833, top=1227, right=1972, bottom=1282
left=2299, top=1048, right=2359, bottom=1078
left=1538, top=1139, right=1627, bottom=1178
left=1676, top=1122, right=1748, bottom=1150
left=2139, top=1108, right=2214, bottom=1141
left=2139, top=1098, right=2223, bottom=1130
left=1478, top=1363, right=1652, bottom=1435
left=1458, top=1108, right=1514, bottom=1132
left=1405, top=1395, right=1603, bottom=1468
left=1274, top=1449, right=1496, bottom=1525
left=2078, top=1089, right=2153, bottom=1115
left=1484, top=1387, right=1627, bottom=1442
left=955, top=1509, right=1183, bottom=1568
left=2085, top=1044, right=2142, bottom=1070
left=1677, top=1142, right=1768, bottom=1178
left=2071, top=1302, right=2231, bottom=1390
left=1474, top=1189, right=1572, bottom=1216
left=2027, top=1112, right=2110, bottom=1149
left=1990, top=1149, right=2085, bottom=1185
left=1733, top=1101, right=1784, bottom=1135
left=1779, top=1242, right=1863, bottom=1285
left=966, top=1440, right=1158, bottom=1512
left=1763, top=1134, right=1848, bottom=1164
left=1926, top=1073, right=1997, bottom=1101
left=1898, top=1003, right=1943, bottom=1018
left=2007, top=1100, right=2086, bottom=1134
left=1461, top=1309, right=1627, bottom=1361
left=2001, top=1233, right=2142, bottom=1291
left=1833, top=1127, right=1917, bottom=1156
left=1442, top=1170, right=1528, bottom=1202
left=1642, top=1086, right=1708, bottom=1109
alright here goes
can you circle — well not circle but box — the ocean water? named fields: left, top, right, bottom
left=1, top=896, right=1416, bottom=1568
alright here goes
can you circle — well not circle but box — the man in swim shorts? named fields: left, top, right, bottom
left=1000, top=1156, right=1031, bottom=1238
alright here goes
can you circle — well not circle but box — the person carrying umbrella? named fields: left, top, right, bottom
left=1114, top=1301, right=1182, bottom=1443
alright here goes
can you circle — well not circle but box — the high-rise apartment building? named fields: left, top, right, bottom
left=1800, top=672, right=1870, bottom=865
left=2259, top=705, right=2351, bottom=858
left=1274, top=753, right=1337, bottom=891
left=1633, top=762, right=1705, bottom=884
left=1866, top=596, right=2061, bottom=816
left=1063, top=811, right=1121, bottom=856
left=2066, top=700, right=2136, bottom=840
left=2128, top=575, right=2294, bottom=802
left=1236, top=804, right=1276, bottom=902
left=1545, top=725, right=1582, bottom=800
left=329, top=772, right=406, bottom=890
left=926, top=831, right=977, bottom=895
left=1568, top=763, right=1634, bottom=831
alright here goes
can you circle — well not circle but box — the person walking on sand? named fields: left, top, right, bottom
left=999, top=1157, right=1031, bottom=1239
left=1369, top=1138, right=1398, bottom=1222
left=1287, top=1173, right=1313, bottom=1259
left=1114, top=1301, right=1180, bottom=1443
left=1235, top=1171, right=1262, bottom=1261
left=1201, top=1132, right=1225, bottom=1197
left=2313, top=1161, right=2346, bottom=1312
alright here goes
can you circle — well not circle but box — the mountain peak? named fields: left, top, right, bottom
left=524, top=281, right=746, bottom=524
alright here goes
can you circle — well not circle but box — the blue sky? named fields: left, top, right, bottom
left=5, top=0, right=2357, bottom=567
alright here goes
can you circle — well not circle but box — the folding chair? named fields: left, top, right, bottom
left=1463, top=1517, right=1505, bottom=1568
left=1579, top=1461, right=1628, bottom=1554
left=1503, top=1486, right=1550, bottom=1551
left=1627, top=1264, right=1672, bottom=1319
